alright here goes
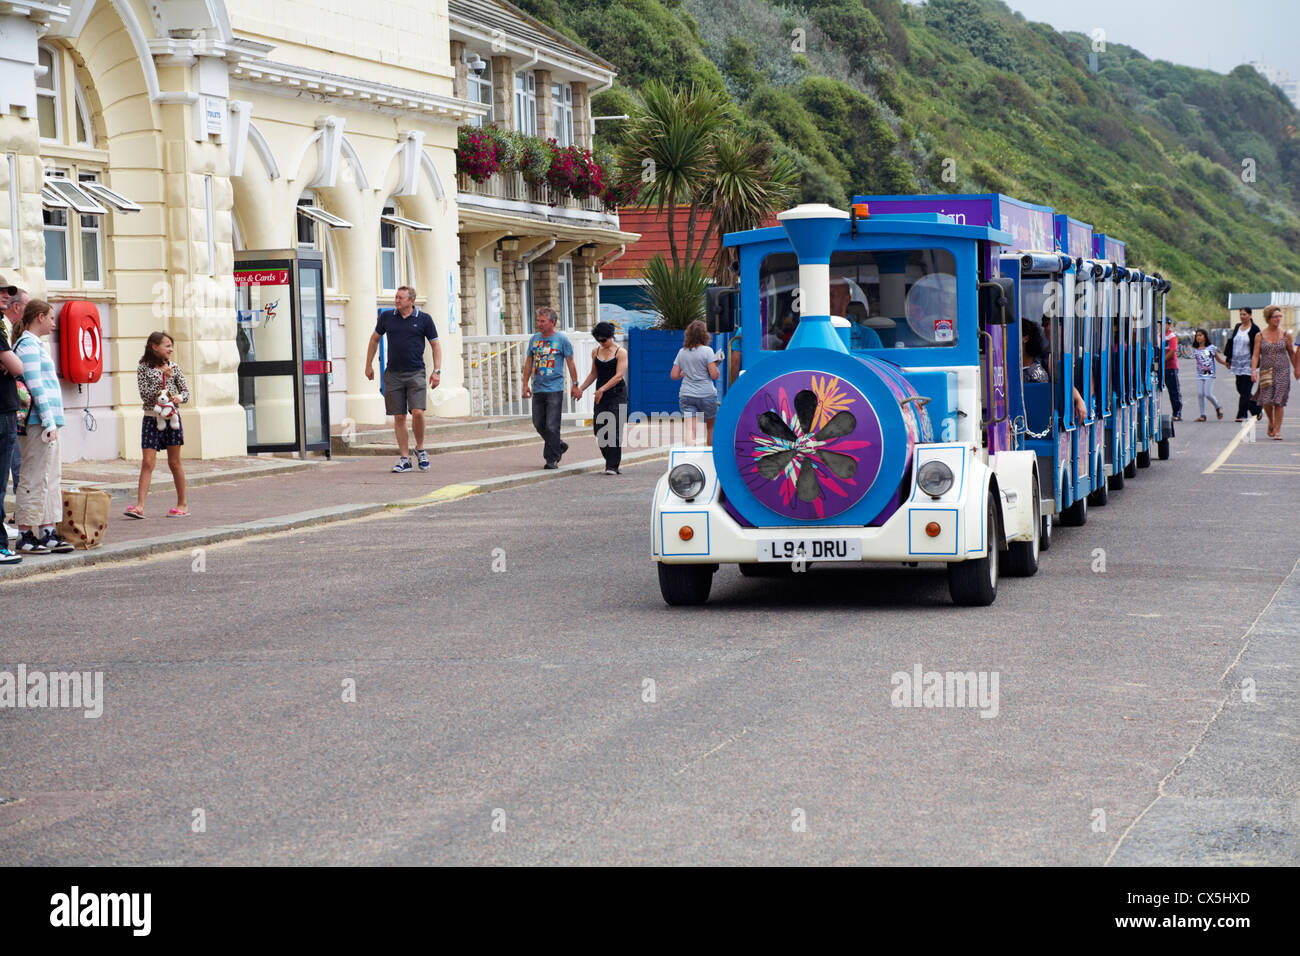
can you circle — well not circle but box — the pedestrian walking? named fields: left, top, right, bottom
left=1223, top=307, right=1262, bottom=422
left=575, top=321, right=627, bottom=474
left=0, top=290, right=23, bottom=565
left=1190, top=329, right=1224, bottom=421
left=671, top=319, right=722, bottom=444
left=1163, top=317, right=1183, bottom=421
left=1252, top=304, right=1294, bottom=440
left=365, top=286, right=441, bottom=473
left=12, top=299, right=73, bottom=554
left=124, top=331, right=190, bottom=518
left=522, top=307, right=576, bottom=469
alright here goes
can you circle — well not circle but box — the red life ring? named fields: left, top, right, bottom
left=59, top=301, right=103, bottom=384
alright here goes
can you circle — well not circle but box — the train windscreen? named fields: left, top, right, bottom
left=756, top=248, right=958, bottom=352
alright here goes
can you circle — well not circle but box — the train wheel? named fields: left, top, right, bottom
left=1006, top=478, right=1040, bottom=577
left=658, top=563, right=715, bottom=606
left=1157, top=437, right=1170, bottom=460
left=1123, top=458, right=1138, bottom=479
left=1087, top=472, right=1109, bottom=507
left=948, top=499, right=999, bottom=606
left=1136, top=448, right=1152, bottom=468
left=1060, top=491, right=1088, bottom=527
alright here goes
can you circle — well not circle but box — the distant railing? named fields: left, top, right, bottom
left=458, top=171, right=608, bottom=216
left=462, top=332, right=625, bottom=419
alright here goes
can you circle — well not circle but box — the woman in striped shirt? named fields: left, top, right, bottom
left=13, top=299, right=73, bottom=553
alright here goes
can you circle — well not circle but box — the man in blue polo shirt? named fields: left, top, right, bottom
left=366, top=285, right=441, bottom=472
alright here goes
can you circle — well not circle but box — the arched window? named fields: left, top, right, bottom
left=36, top=44, right=137, bottom=286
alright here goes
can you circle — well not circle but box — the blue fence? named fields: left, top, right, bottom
left=627, top=328, right=731, bottom=416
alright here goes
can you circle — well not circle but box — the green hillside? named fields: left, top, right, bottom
left=515, top=0, right=1300, bottom=320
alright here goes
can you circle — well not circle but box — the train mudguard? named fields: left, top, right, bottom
left=714, top=346, right=932, bottom=527
left=59, top=300, right=103, bottom=385
left=990, top=450, right=1039, bottom=543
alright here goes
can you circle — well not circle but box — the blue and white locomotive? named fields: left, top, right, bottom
left=649, top=197, right=1175, bottom=606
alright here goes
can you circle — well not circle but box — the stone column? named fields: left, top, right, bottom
left=491, top=56, right=513, bottom=130
left=458, top=233, right=478, bottom=334
left=153, top=57, right=243, bottom=459
left=531, top=251, right=558, bottom=321
left=499, top=242, right=522, bottom=334
left=574, top=245, right=597, bottom=330
left=450, top=41, right=467, bottom=100
left=536, top=69, right=553, bottom=141
left=572, top=82, right=590, bottom=149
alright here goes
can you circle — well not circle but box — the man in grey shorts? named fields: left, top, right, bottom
left=366, top=286, right=441, bottom=472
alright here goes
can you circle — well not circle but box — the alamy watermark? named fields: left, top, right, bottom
left=0, top=664, right=103, bottom=718
left=890, top=663, right=999, bottom=718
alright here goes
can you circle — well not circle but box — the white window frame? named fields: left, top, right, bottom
left=73, top=85, right=93, bottom=146
left=36, top=45, right=61, bottom=142
left=467, top=54, right=493, bottom=127
left=551, top=82, right=573, bottom=148
left=514, top=71, right=537, bottom=136
left=379, top=205, right=398, bottom=293
left=5, top=153, right=18, bottom=270
left=76, top=170, right=104, bottom=288
left=296, top=194, right=344, bottom=292
left=557, top=259, right=575, bottom=330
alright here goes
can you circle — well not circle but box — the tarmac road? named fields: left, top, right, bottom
left=2, top=371, right=1298, bottom=865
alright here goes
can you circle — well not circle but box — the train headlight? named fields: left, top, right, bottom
left=668, top=463, right=706, bottom=500
left=917, top=460, right=954, bottom=498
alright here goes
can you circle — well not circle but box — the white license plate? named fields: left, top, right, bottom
left=756, top=538, right=862, bottom=562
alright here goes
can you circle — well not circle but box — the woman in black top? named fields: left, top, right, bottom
left=576, top=322, right=628, bottom=474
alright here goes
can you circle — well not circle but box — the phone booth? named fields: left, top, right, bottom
left=234, top=249, right=331, bottom=457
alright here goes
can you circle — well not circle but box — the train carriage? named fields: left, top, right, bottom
left=650, top=198, right=1175, bottom=607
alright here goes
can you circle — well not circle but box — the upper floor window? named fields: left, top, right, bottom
left=551, top=83, right=573, bottom=147
left=36, top=44, right=94, bottom=146
left=514, top=72, right=536, bottom=136
left=36, top=46, right=59, bottom=141
left=466, top=55, right=493, bottom=127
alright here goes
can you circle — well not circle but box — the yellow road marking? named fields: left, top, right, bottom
left=1202, top=421, right=1255, bottom=474
left=424, top=483, right=481, bottom=502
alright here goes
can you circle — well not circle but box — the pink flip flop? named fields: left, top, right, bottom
left=124, top=505, right=145, bottom=519
left=167, top=508, right=190, bottom=517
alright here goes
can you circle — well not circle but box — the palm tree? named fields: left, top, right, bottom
left=622, top=82, right=797, bottom=327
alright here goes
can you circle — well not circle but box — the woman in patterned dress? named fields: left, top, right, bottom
left=125, top=331, right=190, bottom=516
left=1251, top=305, right=1295, bottom=440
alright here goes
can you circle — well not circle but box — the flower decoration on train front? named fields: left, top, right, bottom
left=737, top=374, right=881, bottom=520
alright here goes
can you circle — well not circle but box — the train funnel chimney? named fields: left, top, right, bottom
left=778, top=204, right=850, bottom=353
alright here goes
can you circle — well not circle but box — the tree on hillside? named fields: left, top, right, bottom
left=622, top=80, right=798, bottom=327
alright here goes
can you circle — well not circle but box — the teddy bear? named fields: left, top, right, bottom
left=153, top=388, right=181, bottom=431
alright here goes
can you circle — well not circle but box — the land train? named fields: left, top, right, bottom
left=650, top=194, right=1174, bottom=606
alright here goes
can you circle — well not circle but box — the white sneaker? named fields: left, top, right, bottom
left=2, top=523, right=17, bottom=541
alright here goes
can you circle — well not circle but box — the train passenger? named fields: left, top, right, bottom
left=1022, top=322, right=1050, bottom=383
left=1191, top=329, right=1224, bottom=421
left=1252, top=304, right=1294, bottom=440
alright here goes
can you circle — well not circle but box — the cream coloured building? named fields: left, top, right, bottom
left=0, top=0, right=481, bottom=461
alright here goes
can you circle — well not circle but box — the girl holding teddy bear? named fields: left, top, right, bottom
left=125, top=331, right=189, bottom=518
